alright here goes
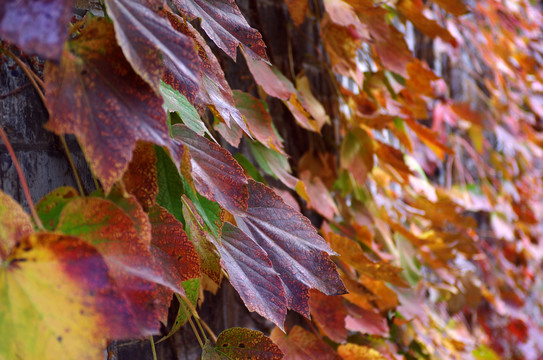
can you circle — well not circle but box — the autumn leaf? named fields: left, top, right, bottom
left=182, top=195, right=222, bottom=284
left=341, top=128, right=374, bottom=185
left=0, top=233, right=140, bottom=360
left=56, top=197, right=163, bottom=335
left=105, top=0, right=201, bottom=97
left=270, top=326, right=340, bottom=360
left=0, top=190, right=34, bottom=259
left=397, top=0, right=456, bottom=45
left=235, top=180, right=347, bottom=317
left=0, top=0, right=73, bottom=59
left=45, top=17, right=171, bottom=191
left=148, top=205, right=200, bottom=323
left=167, top=16, right=250, bottom=137
left=249, top=141, right=299, bottom=189
left=122, top=142, right=159, bottom=211
left=171, top=124, right=249, bottom=215
left=285, top=0, right=310, bottom=26
left=309, top=290, right=348, bottom=343
left=345, top=305, right=389, bottom=337
left=430, top=0, right=469, bottom=16
left=337, top=343, right=386, bottom=360
left=202, top=328, right=283, bottom=359
left=244, top=51, right=296, bottom=100
left=300, top=171, right=339, bottom=220
left=172, top=0, right=268, bottom=60
left=155, top=145, right=185, bottom=222
left=219, top=222, right=288, bottom=329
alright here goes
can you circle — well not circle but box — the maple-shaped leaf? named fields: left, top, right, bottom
left=337, top=344, right=386, bottom=360
left=122, top=141, right=159, bottom=211
left=35, top=187, right=79, bottom=231
left=44, top=17, right=171, bottom=191
left=0, top=233, right=140, bottom=360
left=149, top=205, right=200, bottom=323
left=235, top=180, right=347, bottom=317
left=172, top=0, right=268, bottom=60
left=105, top=0, right=201, bottom=97
left=167, top=15, right=250, bottom=138
left=0, top=190, right=33, bottom=259
left=56, top=197, right=163, bottom=335
left=202, top=328, right=283, bottom=359
left=182, top=195, right=222, bottom=284
left=309, top=290, right=348, bottom=343
left=219, top=222, right=288, bottom=329
left=270, top=326, right=340, bottom=360
left=171, top=124, right=248, bottom=215
left=0, top=0, right=73, bottom=59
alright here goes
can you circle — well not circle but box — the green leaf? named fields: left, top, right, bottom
left=202, top=328, right=283, bottom=360
left=156, top=145, right=186, bottom=223
left=35, top=187, right=79, bottom=231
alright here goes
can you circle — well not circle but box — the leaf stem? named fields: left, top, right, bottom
left=182, top=301, right=204, bottom=348
left=149, top=336, right=158, bottom=360
left=60, top=136, right=85, bottom=195
left=0, top=125, right=44, bottom=230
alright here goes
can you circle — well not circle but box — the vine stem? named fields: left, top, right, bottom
left=0, top=125, right=44, bottom=230
left=149, top=336, right=158, bottom=360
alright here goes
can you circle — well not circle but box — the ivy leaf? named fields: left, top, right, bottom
left=0, top=0, right=73, bottom=59
left=149, top=205, right=200, bottom=323
left=172, top=0, right=268, bottom=60
left=0, top=190, right=34, bottom=259
left=105, top=0, right=201, bottom=97
left=171, top=124, right=248, bottom=215
left=340, top=128, right=374, bottom=185
left=270, top=326, right=340, bottom=360
left=202, top=328, right=283, bottom=360
left=56, top=197, right=163, bottom=335
left=219, top=222, right=288, bottom=329
left=235, top=180, right=347, bottom=317
left=122, top=141, right=159, bottom=211
left=35, top=187, right=80, bottom=231
left=309, top=290, right=348, bottom=343
left=0, top=233, right=140, bottom=360
left=155, top=145, right=185, bottom=222
left=167, top=15, right=250, bottom=138
left=44, top=17, right=171, bottom=191
left=182, top=195, right=222, bottom=284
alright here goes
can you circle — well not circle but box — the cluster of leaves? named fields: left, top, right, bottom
left=1, top=0, right=543, bottom=359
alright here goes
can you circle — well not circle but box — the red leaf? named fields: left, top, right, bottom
left=122, top=142, right=159, bottom=211
left=0, top=190, right=33, bottom=259
left=105, top=0, right=201, bottom=97
left=235, top=180, right=346, bottom=317
left=271, top=326, right=340, bottom=360
left=309, top=290, right=348, bottom=343
left=44, top=18, right=171, bottom=191
left=219, top=222, right=288, bottom=329
left=0, top=0, right=73, bottom=59
left=172, top=0, right=268, bottom=60
left=148, top=205, right=200, bottom=323
left=344, top=305, right=389, bottom=337
left=171, top=124, right=248, bottom=215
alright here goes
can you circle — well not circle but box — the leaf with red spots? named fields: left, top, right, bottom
left=0, top=190, right=34, bottom=259
left=122, top=142, right=159, bottom=211
left=172, top=0, right=268, bottom=60
left=105, top=0, right=201, bottom=97
left=235, top=180, right=346, bottom=317
left=270, top=326, right=340, bottom=360
left=202, top=328, right=283, bottom=360
left=167, top=15, right=249, bottom=137
left=0, top=233, right=140, bottom=360
left=36, top=187, right=79, bottom=231
left=44, top=17, right=171, bottom=192
left=148, top=205, right=200, bottom=323
left=182, top=195, right=222, bottom=284
left=171, top=124, right=248, bottom=215
left=0, top=0, right=73, bottom=59
left=219, top=222, right=288, bottom=329
left=56, top=197, right=165, bottom=335
left=309, top=290, right=348, bottom=343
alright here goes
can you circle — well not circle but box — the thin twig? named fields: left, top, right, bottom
left=0, top=125, right=44, bottom=229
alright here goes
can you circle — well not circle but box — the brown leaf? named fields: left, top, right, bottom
left=44, top=18, right=171, bottom=191
left=397, top=0, right=456, bottom=45
left=271, top=326, right=341, bottom=360
left=122, top=142, right=159, bottom=211
left=309, top=290, right=348, bottom=343
left=430, top=0, right=469, bottom=16
left=235, top=180, right=347, bottom=317
left=0, top=0, right=73, bottom=59
left=285, top=0, right=310, bottom=26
